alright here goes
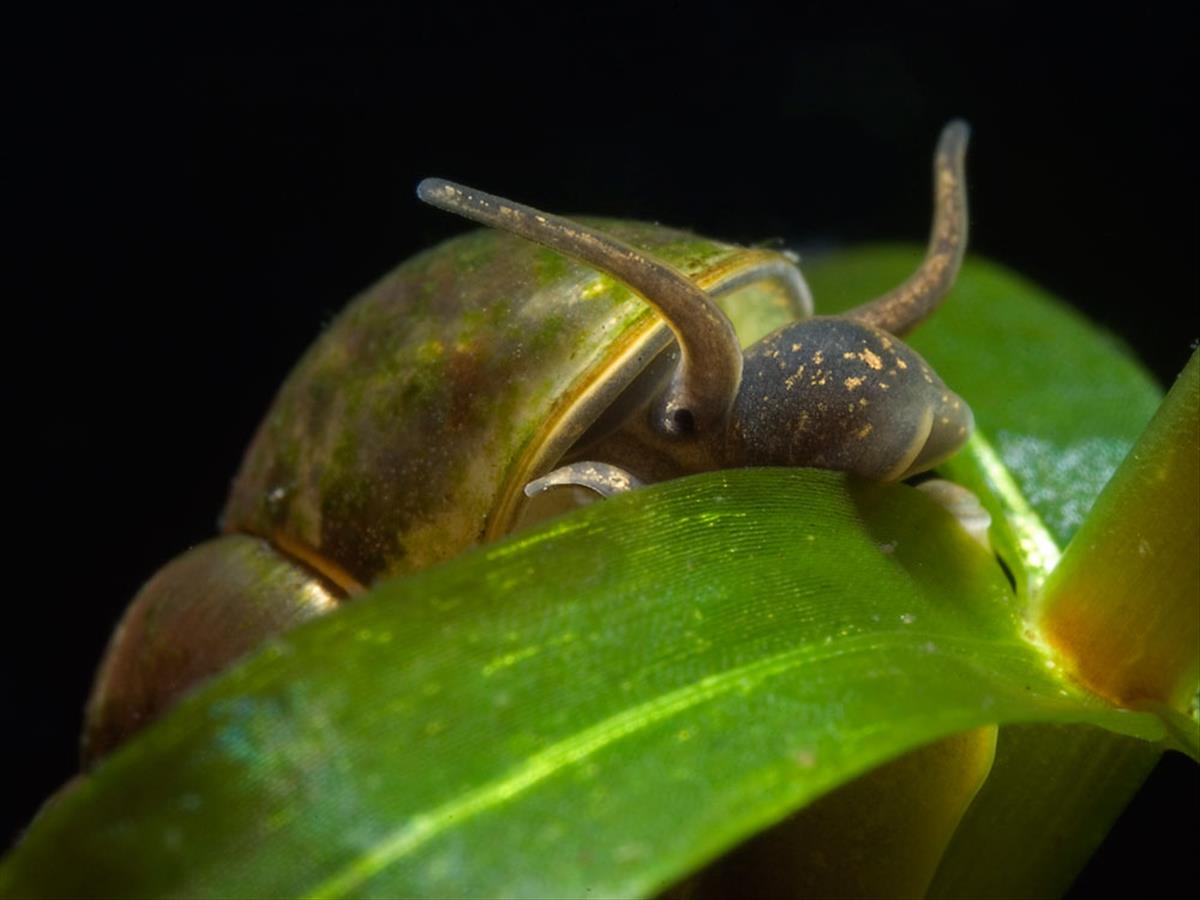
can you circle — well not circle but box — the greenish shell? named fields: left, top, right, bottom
left=222, top=221, right=806, bottom=587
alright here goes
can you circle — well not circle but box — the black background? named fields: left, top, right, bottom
left=9, top=6, right=1197, bottom=896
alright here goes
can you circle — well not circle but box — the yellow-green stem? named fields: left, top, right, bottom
left=1037, top=351, right=1199, bottom=712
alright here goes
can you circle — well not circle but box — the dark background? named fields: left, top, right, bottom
left=9, top=7, right=1197, bottom=896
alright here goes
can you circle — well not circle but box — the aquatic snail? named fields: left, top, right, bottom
left=82, top=121, right=975, bottom=764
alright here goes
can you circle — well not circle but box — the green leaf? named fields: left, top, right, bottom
left=806, top=247, right=1190, bottom=898
left=4, top=248, right=1192, bottom=899
left=0, top=471, right=1169, bottom=899
left=927, top=722, right=1162, bottom=900
left=931, top=352, right=1198, bottom=897
left=1038, top=351, right=1200, bottom=710
left=804, top=245, right=1163, bottom=594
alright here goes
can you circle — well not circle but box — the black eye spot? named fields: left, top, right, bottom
left=673, top=409, right=696, bottom=434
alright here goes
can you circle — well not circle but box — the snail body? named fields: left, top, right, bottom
left=223, top=216, right=813, bottom=589
left=84, top=122, right=973, bottom=764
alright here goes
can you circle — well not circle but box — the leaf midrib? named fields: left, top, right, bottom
left=304, top=627, right=1073, bottom=898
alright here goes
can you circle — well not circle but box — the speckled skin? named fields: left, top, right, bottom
left=729, top=318, right=972, bottom=480
left=221, top=222, right=804, bottom=586
left=567, top=317, right=972, bottom=487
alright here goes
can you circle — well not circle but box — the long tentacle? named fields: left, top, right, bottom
left=418, top=179, right=742, bottom=437
left=845, top=120, right=970, bottom=335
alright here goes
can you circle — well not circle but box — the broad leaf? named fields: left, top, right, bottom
left=2, top=249, right=1193, bottom=899
left=0, top=471, right=1171, bottom=899
left=928, top=722, right=1162, bottom=899
left=1038, top=351, right=1199, bottom=710
left=804, top=245, right=1163, bottom=593
left=806, top=247, right=1193, bottom=898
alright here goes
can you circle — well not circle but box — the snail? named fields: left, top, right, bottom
left=82, top=121, right=973, bottom=765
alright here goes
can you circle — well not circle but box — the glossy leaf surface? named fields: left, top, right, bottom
left=0, top=468, right=1171, bottom=899
left=805, top=245, right=1163, bottom=593
left=1039, top=351, right=1199, bottom=709
left=3, top=249, right=1192, bottom=899
left=807, top=246, right=1194, bottom=898
left=927, top=722, right=1163, bottom=899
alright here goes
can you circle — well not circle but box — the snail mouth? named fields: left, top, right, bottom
left=899, top=397, right=975, bottom=480
left=879, top=405, right=935, bottom=482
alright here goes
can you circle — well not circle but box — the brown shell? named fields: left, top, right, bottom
left=83, top=535, right=340, bottom=764
left=222, top=221, right=807, bottom=587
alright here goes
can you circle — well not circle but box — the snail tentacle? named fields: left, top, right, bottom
left=418, top=178, right=743, bottom=438
left=524, top=461, right=643, bottom=499
left=846, top=120, right=970, bottom=335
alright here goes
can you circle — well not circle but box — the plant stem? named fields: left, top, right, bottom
left=1037, top=351, right=1199, bottom=712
